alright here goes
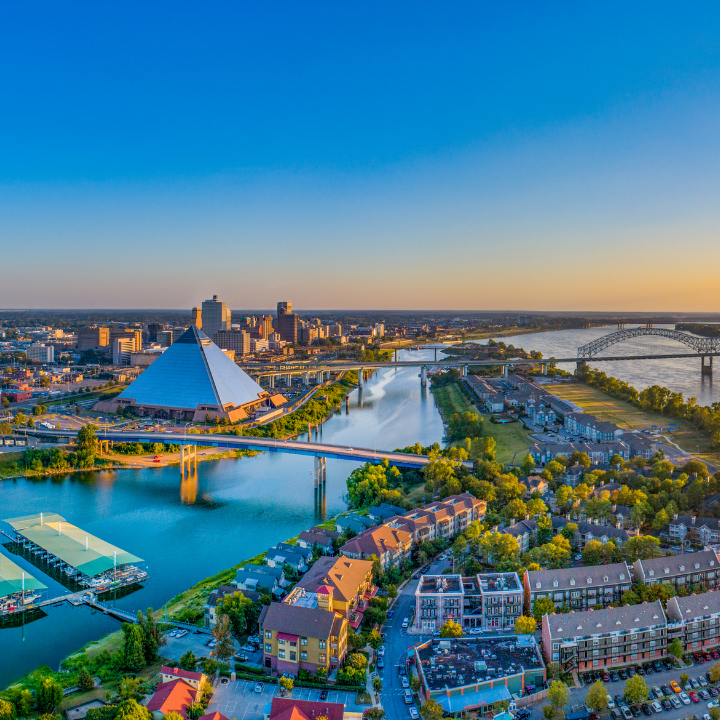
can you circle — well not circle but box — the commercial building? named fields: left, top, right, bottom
left=542, top=601, right=667, bottom=671
left=213, top=329, right=251, bottom=357
left=524, top=562, right=632, bottom=613
left=295, top=556, right=376, bottom=628
left=414, top=636, right=546, bottom=715
left=632, top=549, right=720, bottom=590
left=191, top=308, right=202, bottom=330
left=276, top=302, right=298, bottom=344
left=93, top=326, right=285, bottom=422
left=415, top=572, right=523, bottom=633
left=109, top=329, right=142, bottom=353
left=159, top=666, right=206, bottom=691
left=201, top=295, right=231, bottom=341
left=112, top=338, right=135, bottom=366
left=264, top=697, right=344, bottom=720
left=157, top=330, right=175, bottom=347
left=77, top=326, right=110, bottom=351
left=667, top=590, right=720, bottom=652
left=26, top=343, right=54, bottom=364
left=260, top=586, right=348, bottom=675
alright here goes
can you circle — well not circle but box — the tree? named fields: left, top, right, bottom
left=527, top=498, right=548, bottom=518
left=78, top=668, right=95, bottom=691
left=0, top=699, right=15, bottom=720
left=348, top=653, right=368, bottom=670
left=122, top=624, right=146, bottom=671
left=372, top=675, right=382, bottom=692
left=585, top=680, right=609, bottom=712
left=667, top=638, right=684, bottom=660
left=560, top=522, right=578, bottom=546
left=179, top=650, right=198, bottom=671
left=533, top=597, right=556, bottom=623
left=212, top=614, right=234, bottom=662
left=36, top=678, right=63, bottom=714
left=547, top=680, right=570, bottom=720
left=117, top=678, right=142, bottom=701
left=622, top=536, right=661, bottom=562
left=364, top=710, right=386, bottom=720
left=555, top=486, right=574, bottom=512
left=438, top=620, right=464, bottom=638
left=582, top=540, right=604, bottom=567
left=368, top=629, right=382, bottom=649
left=7, top=689, right=31, bottom=717
left=680, top=673, right=689, bottom=689
left=710, top=709, right=720, bottom=720
left=164, top=713, right=184, bottom=720
left=515, top=616, right=537, bottom=635
left=421, top=698, right=445, bottom=720
left=137, top=608, right=162, bottom=663
left=624, top=675, right=649, bottom=704
left=652, top=508, right=670, bottom=531
left=0, top=421, right=12, bottom=436
left=520, top=455, right=535, bottom=476
left=114, top=701, right=151, bottom=720
left=410, top=676, right=421, bottom=692
left=279, top=676, right=294, bottom=694
left=709, top=663, right=720, bottom=683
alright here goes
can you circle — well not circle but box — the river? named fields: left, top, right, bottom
left=477, top=325, right=719, bottom=406
left=0, top=349, right=444, bottom=688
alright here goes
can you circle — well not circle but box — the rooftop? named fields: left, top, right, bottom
left=477, top=572, right=521, bottom=592
left=668, top=589, right=720, bottom=621
left=0, top=552, right=47, bottom=599
left=636, top=549, right=720, bottom=579
left=416, top=636, right=544, bottom=692
left=545, top=601, right=666, bottom=641
left=295, top=556, right=373, bottom=603
left=527, top=561, right=631, bottom=592
left=418, top=575, right=463, bottom=594
left=4, top=513, right=142, bottom=578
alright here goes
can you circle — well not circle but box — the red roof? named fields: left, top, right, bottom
left=147, top=679, right=198, bottom=717
left=268, top=698, right=344, bottom=720
left=276, top=631, right=299, bottom=642
left=161, top=665, right=204, bottom=682
left=316, top=585, right=333, bottom=595
left=199, top=713, right=230, bottom=720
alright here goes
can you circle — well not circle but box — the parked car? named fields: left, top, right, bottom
left=402, top=618, right=409, bottom=629
left=700, top=690, right=711, bottom=700
left=652, top=687, right=664, bottom=699
left=621, top=706, right=633, bottom=719
left=387, top=609, right=394, bottom=619
left=619, top=670, right=629, bottom=680
left=409, top=709, right=420, bottom=720
left=680, top=692, right=691, bottom=705
left=661, top=699, right=672, bottom=711
left=611, top=709, right=623, bottom=720
left=319, top=690, right=328, bottom=700
left=671, top=681, right=682, bottom=693
left=690, top=693, right=701, bottom=704
left=377, top=657, right=384, bottom=669
left=640, top=704, right=652, bottom=716
left=377, top=646, right=385, bottom=657
left=631, top=705, right=641, bottom=717
left=404, top=690, right=413, bottom=705
left=401, top=677, right=410, bottom=689
left=254, top=683, right=264, bottom=693
left=669, top=696, right=681, bottom=709
left=651, top=702, right=662, bottom=714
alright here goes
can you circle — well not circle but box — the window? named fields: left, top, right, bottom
left=265, top=643, right=271, bottom=653
left=319, top=653, right=326, bottom=663
left=301, top=637, right=308, bottom=646
left=301, top=651, right=307, bottom=660
left=319, top=640, right=326, bottom=649
left=278, top=638, right=285, bottom=645
left=265, top=630, right=272, bottom=639
left=290, top=652, right=296, bottom=661
left=593, top=650, right=599, bottom=656
left=279, top=650, right=285, bottom=659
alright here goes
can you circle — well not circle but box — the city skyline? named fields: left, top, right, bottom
left=2, top=2, right=720, bottom=310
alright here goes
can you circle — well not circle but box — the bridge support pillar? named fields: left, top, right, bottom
left=434, top=348, right=437, bottom=361
left=315, top=371, right=323, bottom=384
left=541, top=363, right=547, bottom=376
left=500, top=364, right=507, bottom=378
left=358, top=368, right=364, bottom=388
left=394, top=349, right=398, bottom=362
left=314, top=456, right=327, bottom=488
left=269, top=375, right=275, bottom=388
left=576, top=360, right=587, bottom=375
left=180, top=445, right=197, bottom=477
left=702, top=356, right=713, bottom=376
left=421, top=366, right=427, bottom=387
left=461, top=365, right=467, bottom=377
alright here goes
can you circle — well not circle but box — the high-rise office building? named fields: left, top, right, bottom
left=77, top=326, right=110, bottom=351
left=147, top=323, right=164, bottom=342
left=191, top=307, right=202, bottom=329
left=276, top=301, right=298, bottom=343
left=201, top=295, right=231, bottom=341
left=27, top=343, right=54, bottom=364
left=214, top=329, right=251, bottom=356
left=109, top=329, right=143, bottom=353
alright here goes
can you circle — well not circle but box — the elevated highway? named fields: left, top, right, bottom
left=21, top=427, right=470, bottom=470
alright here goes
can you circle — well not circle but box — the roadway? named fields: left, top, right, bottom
left=21, top=427, right=472, bottom=469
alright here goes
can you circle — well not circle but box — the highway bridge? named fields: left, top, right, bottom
left=22, top=427, right=470, bottom=470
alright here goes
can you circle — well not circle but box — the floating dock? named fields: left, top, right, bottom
left=3, top=513, right=147, bottom=592
left=0, top=551, right=47, bottom=616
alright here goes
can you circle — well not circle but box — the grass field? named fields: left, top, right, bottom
left=431, top=383, right=479, bottom=422
left=545, top=381, right=720, bottom=464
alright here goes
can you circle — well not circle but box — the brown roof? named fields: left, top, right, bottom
left=262, top=602, right=343, bottom=639
left=296, top=556, right=373, bottom=603
left=340, top=524, right=411, bottom=557
left=161, top=665, right=204, bottom=682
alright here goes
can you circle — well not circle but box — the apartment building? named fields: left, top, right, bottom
left=295, top=556, right=376, bottom=628
left=260, top=586, right=348, bottom=676
left=565, top=412, right=624, bottom=442
left=339, top=524, right=412, bottom=569
left=415, top=572, right=523, bottom=632
left=552, top=516, right=630, bottom=548
left=667, top=590, right=720, bottom=652
left=524, top=562, right=633, bottom=613
left=542, top=601, right=667, bottom=671
left=667, top=515, right=720, bottom=547
left=633, top=550, right=720, bottom=590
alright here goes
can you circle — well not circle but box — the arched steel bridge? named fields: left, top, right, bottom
left=577, top=327, right=720, bottom=359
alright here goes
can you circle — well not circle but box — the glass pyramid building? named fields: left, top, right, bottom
left=94, top=326, right=280, bottom=422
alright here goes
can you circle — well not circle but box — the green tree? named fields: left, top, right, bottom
left=117, top=678, right=142, bottom=701
left=368, top=629, right=382, bottom=649
left=515, top=616, right=537, bottom=635
left=372, top=675, right=382, bottom=692
left=114, top=700, right=151, bottom=720
left=533, top=597, right=556, bottom=623
left=36, top=679, right=63, bottom=714
left=652, top=508, right=670, bottom=531
left=421, top=698, right=445, bottom=720
left=179, top=650, right=198, bottom=671
left=547, top=680, right=570, bottom=720
left=582, top=540, right=604, bottom=567
left=122, top=624, right=146, bottom=671
left=410, top=676, right=421, bottom=692
left=438, top=620, right=464, bottom=638
left=710, top=709, right=720, bottom=720
left=520, top=454, right=535, bottom=476
left=212, top=614, right=235, bottom=662
left=680, top=673, right=689, bottom=689
left=7, top=689, right=31, bottom=717
left=624, top=675, right=649, bottom=704
left=348, top=653, right=368, bottom=670
left=585, top=680, right=609, bottom=712
left=364, top=709, right=386, bottom=720
left=78, top=667, right=96, bottom=691
left=709, top=663, right=720, bottom=683
left=0, top=421, right=12, bottom=436
left=668, top=638, right=684, bottom=660
left=137, top=608, right=162, bottom=663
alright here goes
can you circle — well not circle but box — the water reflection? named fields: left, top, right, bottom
left=180, top=470, right=198, bottom=505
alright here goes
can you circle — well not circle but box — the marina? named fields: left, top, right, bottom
left=0, top=553, right=47, bottom=618
left=3, top=512, right=147, bottom=594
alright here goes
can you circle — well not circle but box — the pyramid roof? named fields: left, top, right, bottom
left=117, top=326, right=266, bottom=410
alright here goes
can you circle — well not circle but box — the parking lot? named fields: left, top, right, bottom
left=207, top=678, right=366, bottom=720
left=161, top=629, right=241, bottom=664
left=526, top=658, right=720, bottom=720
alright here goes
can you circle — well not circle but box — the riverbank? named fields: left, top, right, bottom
left=545, top=380, right=720, bottom=465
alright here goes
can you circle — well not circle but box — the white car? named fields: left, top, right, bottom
left=606, top=698, right=616, bottom=710
left=680, top=693, right=691, bottom=705
left=402, top=618, right=409, bottom=629
left=468, top=628, right=482, bottom=635
left=709, top=701, right=719, bottom=710
left=651, top=702, right=662, bottom=714
left=377, top=646, right=385, bottom=657
left=409, top=709, right=420, bottom=720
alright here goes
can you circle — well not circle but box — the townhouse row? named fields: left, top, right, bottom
left=525, top=549, right=720, bottom=614
left=339, top=493, right=486, bottom=569
left=542, top=588, right=720, bottom=672
left=529, top=433, right=656, bottom=469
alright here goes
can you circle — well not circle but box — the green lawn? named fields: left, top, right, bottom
left=487, top=421, right=534, bottom=465
left=431, top=383, right=479, bottom=422
left=545, top=381, right=720, bottom=464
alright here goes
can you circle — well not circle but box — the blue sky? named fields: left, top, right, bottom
left=2, top=1, right=720, bottom=310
